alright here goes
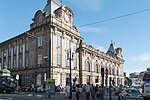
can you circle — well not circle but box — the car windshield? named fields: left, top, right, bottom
left=126, top=89, right=141, bottom=94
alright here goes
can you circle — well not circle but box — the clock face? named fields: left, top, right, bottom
left=64, top=13, right=69, bottom=23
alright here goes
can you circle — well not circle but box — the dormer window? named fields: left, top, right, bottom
left=38, top=15, right=42, bottom=24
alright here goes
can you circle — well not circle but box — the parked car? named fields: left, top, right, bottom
left=118, top=88, right=143, bottom=100
left=0, top=83, right=15, bottom=93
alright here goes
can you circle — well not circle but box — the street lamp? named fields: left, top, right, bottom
left=67, top=48, right=73, bottom=99
left=101, top=67, right=104, bottom=100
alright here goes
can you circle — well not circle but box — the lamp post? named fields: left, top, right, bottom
left=67, top=48, right=73, bottom=99
left=16, top=74, right=19, bottom=91
left=101, top=67, right=104, bottom=100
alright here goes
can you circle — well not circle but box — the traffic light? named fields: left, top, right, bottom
left=101, top=68, right=104, bottom=77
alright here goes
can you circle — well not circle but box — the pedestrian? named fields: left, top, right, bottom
left=76, top=84, right=79, bottom=100
left=43, top=83, right=46, bottom=94
left=99, top=85, right=104, bottom=100
left=90, top=84, right=95, bottom=100
left=85, top=82, right=90, bottom=100
left=78, top=85, right=83, bottom=100
left=65, top=83, right=70, bottom=100
left=95, top=84, right=99, bottom=98
left=109, top=85, right=112, bottom=100
left=57, top=85, right=61, bottom=95
left=72, top=83, right=76, bottom=100
left=31, top=83, right=35, bottom=95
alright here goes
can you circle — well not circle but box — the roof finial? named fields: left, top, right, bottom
left=111, top=40, right=113, bottom=44
left=61, top=0, right=63, bottom=6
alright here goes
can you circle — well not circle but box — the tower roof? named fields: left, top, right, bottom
left=107, top=41, right=116, bottom=53
left=43, top=0, right=61, bottom=15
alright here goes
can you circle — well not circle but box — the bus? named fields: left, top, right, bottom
left=142, top=71, right=150, bottom=100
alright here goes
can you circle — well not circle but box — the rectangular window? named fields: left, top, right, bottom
left=19, top=44, right=22, bottom=52
left=73, top=41, right=77, bottom=51
left=73, top=55, right=76, bottom=68
left=66, top=39, right=70, bottom=49
left=8, top=58, right=11, bottom=69
left=109, top=68, right=111, bottom=75
left=16, top=45, right=19, bottom=68
left=14, top=45, right=17, bottom=54
left=86, top=75, right=90, bottom=84
left=13, top=57, right=16, bottom=69
left=26, top=41, right=29, bottom=51
left=117, top=69, right=119, bottom=76
left=23, top=44, right=25, bottom=68
left=26, top=54, right=29, bottom=67
left=66, top=53, right=69, bottom=67
left=38, top=36, right=42, bottom=47
left=57, top=51, right=61, bottom=65
left=112, top=69, right=115, bottom=75
left=57, top=35, right=61, bottom=47
left=9, top=47, right=11, bottom=55
left=19, top=55, right=22, bottom=68
left=11, top=47, right=13, bottom=69
left=37, top=54, right=42, bottom=66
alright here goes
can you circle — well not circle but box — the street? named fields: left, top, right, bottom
left=0, top=92, right=118, bottom=100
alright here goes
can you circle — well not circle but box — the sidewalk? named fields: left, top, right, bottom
left=14, top=91, right=117, bottom=100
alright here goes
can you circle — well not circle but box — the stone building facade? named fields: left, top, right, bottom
left=0, top=0, right=124, bottom=88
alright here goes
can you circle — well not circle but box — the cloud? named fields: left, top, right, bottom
left=68, top=0, right=104, bottom=12
left=79, top=27, right=108, bottom=33
left=129, top=52, right=150, bottom=62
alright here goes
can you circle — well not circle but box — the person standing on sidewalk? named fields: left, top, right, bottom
left=31, top=83, right=35, bottom=95
left=85, top=82, right=90, bottom=100
left=72, top=83, right=76, bottom=100
left=109, top=85, right=112, bottom=100
left=78, top=85, right=83, bottom=100
left=99, top=85, right=104, bottom=100
left=90, top=84, right=95, bottom=100
left=65, top=83, right=70, bottom=100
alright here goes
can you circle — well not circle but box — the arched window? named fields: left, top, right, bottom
left=94, top=64, right=99, bottom=73
left=86, top=61, right=90, bottom=72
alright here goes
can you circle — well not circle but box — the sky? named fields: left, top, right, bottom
left=0, top=0, right=150, bottom=76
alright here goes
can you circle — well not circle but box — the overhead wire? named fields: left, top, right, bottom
left=78, top=8, right=150, bottom=28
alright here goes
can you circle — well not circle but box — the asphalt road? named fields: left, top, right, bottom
left=0, top=92, right=118, bottom=100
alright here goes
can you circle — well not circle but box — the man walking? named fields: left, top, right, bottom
left=85, top=82, right=90, bottom=100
